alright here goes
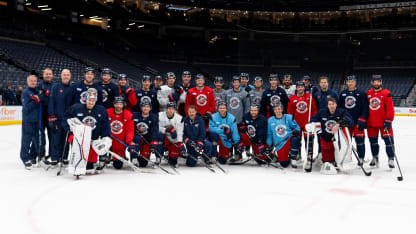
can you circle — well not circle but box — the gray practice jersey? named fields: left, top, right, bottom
left=225, top=89, right=250, bottom=124
left=249, top=89, right=263, bottom=106
left=213, top=89, right=226, bottom=111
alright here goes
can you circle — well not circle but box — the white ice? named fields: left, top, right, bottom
left=1, top=116, right=415, bottom=234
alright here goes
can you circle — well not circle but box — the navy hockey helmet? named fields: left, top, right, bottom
left=269, top=74, right=278, bottom=80
left=167, top=102, right=177, bottom=109
left=154, top=75, right=162, bottom=80
left=346, top=75, right=357, bottom=81
left=240, top=73, right=249, bottom=80
left=113, top=96, right=126, bottom=106
left=195, top=73, right=205, bottom=80
left=232, top=76, right=241, bottom=82
left=142, top=75, right=151, bottom=82
left=371, top=74, right=382, bottom=82
left=271, top=102, right=283, bottom=110
left=85, top=67, right=95, bottom=74
left=182, top=71, right=191, bottom=77
left=250, top=103, right=260, bottom=109
left=217, top=100, right=227, bottom=108
left=166, top=72, right=176, bottom=79
left=140, top=100, right=151, bottom=108
left=295, top=81, right=305, bottom=87
left=302, top=75, right=311, bottom=81
left=283, top=74, right=292, bottom=80
left=118, top=74, right=128, bottom=80
left=254, top=76, right=263, bottom=82
left=101, top=68, right=111, bottom=75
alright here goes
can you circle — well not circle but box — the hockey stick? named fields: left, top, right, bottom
left=304, top=89, right=314, bottom=173
left=57, top=131, right=70, bottom=176
left=139, top=136, right=180, bottom=174
left=110, top=135, right=174, bottom=175
left=186, top=143, right=221, bottom=173
left=246, top=152, right=284, bottom=170
left=385, top=131, right=404, bottom=181
left=38, top=103, right=42, bottom=164
left=351, top=145, right=372, bottom=176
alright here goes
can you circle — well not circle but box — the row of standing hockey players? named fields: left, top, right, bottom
left=19, top=67, right=396, bottom=174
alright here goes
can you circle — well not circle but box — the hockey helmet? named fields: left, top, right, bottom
left=140, top=100, right=151, bottom=107
left=195, top=73, right=205, bottom=80
left=269, top=74, right=278, bottom=80
left=142, top=75, right=151, bottom=82
left=166, top=72, right=176, bottom=79
left=101, top=68, right=111, bottom=75
left=167, top=102, right=177, bottom=109
left=113, top=96, right=126, bottom=106
left=302, top=75, right=311, bottom=81
left=296, top=81, right=305, bottom=87
left=86, top=88, right=98, bottom=100
left=240, top=73, right=249, bottom=80
left=254, top=76, right=263, bottom=82
left=283, top=74, right=292, bottom=80
left=214, top=76, right=224, bottom=83
left=371, top=74, right=382, bottom=82
left=118, top=74, right=128, bottom=80
left=182, top=71, right=191, bottom=77
left=85, top=67, right=95, bottom=74
left=232, top=76, right=241, bottom=82
left=346, top=75, right=357, bottom=81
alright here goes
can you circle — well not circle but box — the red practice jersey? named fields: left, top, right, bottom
left=366, top=88, right=394, bottom=128
left=118, top=89, right=137, bottom=112
left=184, top=86, right=216, bottom=116
left=107, top=108, right=134, bottom=146
left=287, top=93, right=317, bottom=129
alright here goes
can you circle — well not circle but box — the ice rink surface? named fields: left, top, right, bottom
left=1, top=116, right=415, bottom=234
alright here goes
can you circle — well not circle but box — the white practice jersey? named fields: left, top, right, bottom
left=280, top=85, right=296, bottom=97
left=157, top=85, right=175, bottom=112
left=158, top=112, right=184, bottom=143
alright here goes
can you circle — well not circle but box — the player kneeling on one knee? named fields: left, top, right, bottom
left=183, top=105, right=213, bottom=167
left=266, top=102, right=300, bottom=168
left=240, top=104, right=268, bottom=165
left=209, top=101, right=241, bottom=164
left=131, top=101, right=160, bottom=167
left=107, top=96, right=135, bottom=170
left=158, top=102, right=185, bottom=167
left=308, top=97, right=353, bottom=173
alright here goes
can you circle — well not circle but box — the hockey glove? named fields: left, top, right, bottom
left=196, top=141, right=204, bottom=152
left=125, top=87, right=133, bottom=95
left=338, top=118, right=349, bottom=128
left=178, top=142, right=186, bottom=155
left=30, top=94, right=40, bottom=104
left=184, top=137, right=195, bottom=147
left=168, top=93, right=180, bottom=102
left=235, top=142, right=245, bottom=154
left=174, top=85, right=184, bottom=94
left=166, top=126, right=177, bottom=139
left=257, top=144, right=267, bottom=155
left=48, top=115, right=58, bottom=129
left=245, top=86, right=252, bottom=93
left=128, top=142, right=139, bottom=154
left=220, top=126, right=232, bottom=139
left=265, top=146, right=274, bottom=155
left=384, top=119, right=392, bottom=131
left=357, top=117, right=366, bottom=131
left=150, top=141, right=159, bottom=153
left=203, top=112, right=212, bottom=121
left=133, top=135, right=141, bottom=144
left=120, top=86, right=128, bottom=93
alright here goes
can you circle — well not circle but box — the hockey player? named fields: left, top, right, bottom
left=302, top=75, right=320, bottom=94
left=183, top=105, right=213, bottom=167
left=97, top=68, right=118, bottom=109
left=209, top=101, right=242, bottom=164
left=117, top=74, right=137, bottom=111
left=107, top=96, right=134, bottom=169
left=71, top=67, right=103, bottom=105
left=307, top=97, right=353, bottom=169
left=338, top=75, right=369, bottom=165
left=266, top=103, right=300, bottom=168
left=20, top=75, right=41, bottom=169
left=280, top=74, right=296, bottom=97
left=158, top=102, right=185, bottom=167
left=64, top=88, right=111, bottom=172
left=178, top=71, right=195, bottom=116
left=152, top=75, right=163, bottom=91
left=287, top=81, right=317, bottom=159
left=32, top=68, right=54, bottom=161
left=260, top=74, right=289, bottom=118
left=248, top=76, right=264, bottom=106
left=240, top=104, right=268, bottom=165
left=240, top=73, right=254, bottom=92
left=213, top=76, right=226, bottom=111
left=157, top=72, right=183, bottom=112
left=131, top=101, right=160, bottom=167
left=184, top=73, right=216, bottom=120
left=366, top=74, right=396, bottom=168
left=47, top=69, right=73, bottom=165
left=135, top=75, right=159, bottom=114
left=225, top=76, right=250, bottom=125
left=313, top=76, right=338, bottom=110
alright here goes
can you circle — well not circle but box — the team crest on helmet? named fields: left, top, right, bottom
left=345, top=96, right=356, bottom=109
left=140, top=96, right=152, bottom=104
left=136, top=122, right=149, bottom=135
left=247, top=125, right=256, bottom=138
left=270, top=95, right=281, bottom=105
left=102, top=90, right=108, bottom=102
left=369, top=97, right=381, bottom=110
left=196, top=94, right=208, bottom=106
left=296, top=101, right=308, bottom=114
left=275, top=124, right=287, bottom=137
left=111, top=120, right=123, bottom=134
left=80, top=91, right=88, bottom=104
left=324, top=120, right=337, bottom=133
left=229, top=97, right=240, bottom=109
left=82, top=116, right=97, bottom=129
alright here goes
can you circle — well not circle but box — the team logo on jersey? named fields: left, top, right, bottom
left=296, top=101, right=308, bottom=114
left=111, top=120, right=123, bottom=134
left=196, top=94, right=208, bottom=106
left=136, top=122, right=149, bottom=135
left=324, top=120, right=337, bottom=134
left=102, top=89, right=108, bottom=103
left=247, top=125, right=256, bottom=138
left=369, top=97, right=381, bottom=110
left=252, top=96, right=261, bottom=105
left=80, top=91, right=88, bottom=104
left=229, top=97, right=240, bottom=109
left=141, top=96, right=152, bottom=104
left=82, top=116, right=97, bottom=130
left=275, top=124, right=287, bottom=137
left=345, top=96, right=356, bottom=109
left=270, top=95, right=281, bottom=105
left=219, top=124, right=230, bottom=135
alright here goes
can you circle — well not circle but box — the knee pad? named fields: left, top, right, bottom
left=113, top=160, right=123, bottom=169
left=383, top=137, right=395, bottom=159
left=290, top=136, right=300, bottom=149
left=138, top=157, right=148, bottom=167
left=279, top=161, right=290, bottom=168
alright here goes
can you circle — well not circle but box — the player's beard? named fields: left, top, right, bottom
left=372, top=84, right=381, bottom=90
